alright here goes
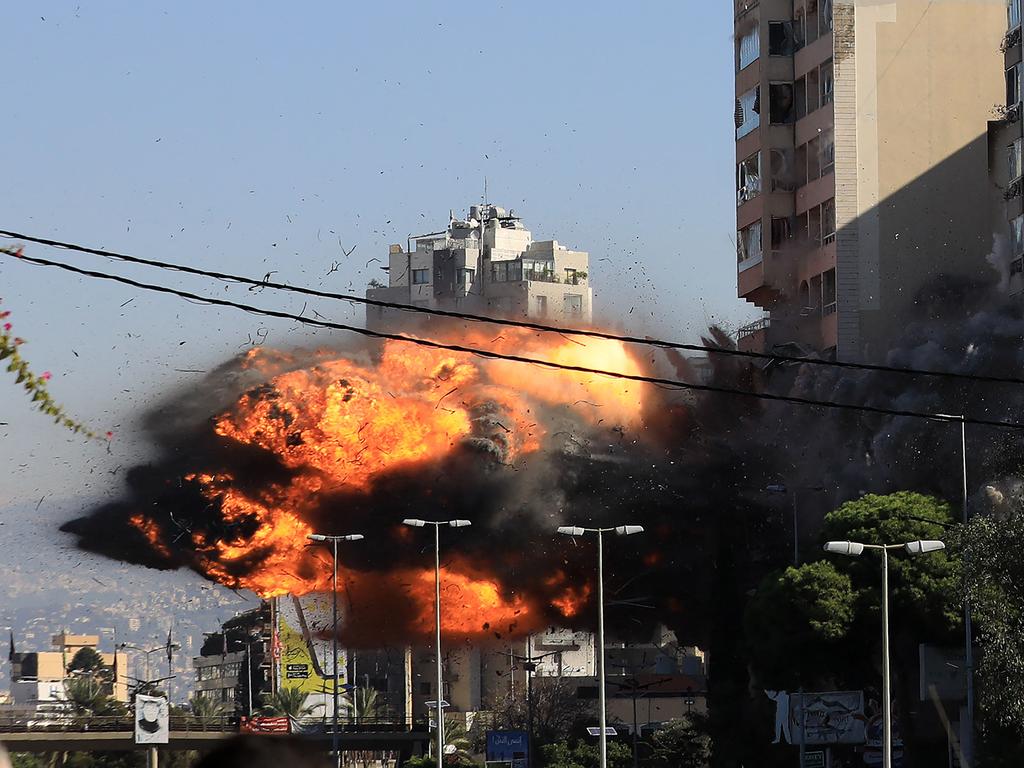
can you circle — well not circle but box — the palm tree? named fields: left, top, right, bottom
left=441, top=714, right=477, bottom=766
left=346, top=686, right=384, bottom=724
left=189, top=695, right=227, bottom=731
left=261, top=686, right=323, bottom=719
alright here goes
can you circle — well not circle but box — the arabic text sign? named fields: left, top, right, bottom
left=790, top=690, right=866, bottom=745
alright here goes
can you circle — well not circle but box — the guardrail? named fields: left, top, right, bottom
left=0, top=713, right=237, bottom=733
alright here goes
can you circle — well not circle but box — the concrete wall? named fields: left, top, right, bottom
left=835, top=0, right=1006, bottom=360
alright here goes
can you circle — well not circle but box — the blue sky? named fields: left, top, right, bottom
left=1, top=1, right=748, bottom=506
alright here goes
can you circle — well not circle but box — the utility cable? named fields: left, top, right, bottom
left=2, top=228, right=1023, bottom=387
left=4, top=246, right=1023, bottom=431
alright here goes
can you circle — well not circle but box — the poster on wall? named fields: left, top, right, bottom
left=276, top=594, right=348, bottom=695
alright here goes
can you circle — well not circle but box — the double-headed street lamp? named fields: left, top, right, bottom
left=557, top=525, right=644, bottom=768
left=307, top=532, right=365, bottom=768
left=403, top=518, right=472, bottom=768
left=824, top=538, right=946, bottom=768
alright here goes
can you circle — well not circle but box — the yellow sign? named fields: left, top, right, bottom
left=277, top=594, right=347, bottom=694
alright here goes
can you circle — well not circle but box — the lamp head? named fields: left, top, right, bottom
left=342, top=534, right=365, bottom=541
left=905, top=540, right=945, bottom=555
left=615, top=525, right=644, bottom=536
left=402, top=519, right=427, bottom=527
left=307, top=534, right=328, bottom=542
left=823, top=541, right=865, bottom=556
left=557, top=526, right=585, bottom=536
left=448, top=520, right=472, bottom=528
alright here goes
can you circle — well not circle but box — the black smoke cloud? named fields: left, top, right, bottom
left=60, top=279, right=1024, bottom=646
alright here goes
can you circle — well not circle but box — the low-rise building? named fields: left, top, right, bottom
left=366, top=204, right=593, bottom=329
left=9, top=633, right=128, bottom=705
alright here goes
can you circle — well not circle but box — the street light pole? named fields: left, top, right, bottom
left=825, top=538, right=946, bottom=768
left=308, top=532, right=365, bottom=768
left=403, top=518, right=472, bottom=768
left=557, top=524, right=644, bottom=768
left=936, top=412, right=974, bottom=765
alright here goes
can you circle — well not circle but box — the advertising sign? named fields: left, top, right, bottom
left=240, top=716, right=291, bottom=734
left=486, top=729, right=529, bottom=768
left=767, top=690, right=866, bottom=745
left=134, top=695, right=169, bottom=745
left=277, top=594, right=347, bottom=695
left=791, top=691, right=866, bottom=745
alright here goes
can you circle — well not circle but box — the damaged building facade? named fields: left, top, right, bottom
left=734, top=0, right=1005, bottom=361
left=365, top=205, right=593, bottom=329
left=989, top=0, right=1024, bottom=292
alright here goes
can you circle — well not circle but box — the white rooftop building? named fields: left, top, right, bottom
left=366, top=204, right=593, bottom=329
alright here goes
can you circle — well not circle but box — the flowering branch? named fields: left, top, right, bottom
left=1, top=245, right=111, bottom=441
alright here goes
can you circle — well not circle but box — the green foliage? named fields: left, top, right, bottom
left=68, top=647, right=107, bottom=675
left=648, top=716, right=711, bottom=768
left=10, top=754, right=47, bottom=768
left=824, top=492, right=960, bottom=636
left=746, top=492, right=960, bottom=690
left=957, top=504, right=1024, bottom=741
left=260, top=686, right=322, bottom=718
left=64, top=676, right=123, bottom=716
left=346, top=685, right=385, bottom=722
left=745, top=561, right=856, bottom=687
left=402, top=756, right=437, bottom=768
left=540, top=740, right=631, bottom=768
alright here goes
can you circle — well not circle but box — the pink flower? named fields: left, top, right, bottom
left=2, top=322, right=10, bottom=332
left=41, top=371, right=52, bottom=381
left=105, top=431, right=114, bottom=440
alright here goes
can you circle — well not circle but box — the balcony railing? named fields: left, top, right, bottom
left=737, top=316, right=771, bottom=339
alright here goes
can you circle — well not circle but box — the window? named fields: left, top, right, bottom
left=1012, top=214, right=1024, bottom=256
left=795, top=76, right=808, bottom=120
left=822, top=199, right=837, bottom=244
left=737, top=25, right=760, bottom=71
left=769, top=22, right=796, bottom=56
left=820, top=129, right=835, bottom=175
left=820, top=0, right=833, bottom=33
left=738, top=220, right=763, bottom=265
left=491, top=260, right=522, bottom=282
left=1011, top=139, right=1024, bottom=183
left=412, top=268, right=429, bottom=284
left=770, top=149, right=797, bottom=192
left=795, top=143, right=809, bottom=187
left=736, top=86, right=761, bottom=139
left=770, top=83, right=796, bottom=124
left=771, top=217, right=793, bottom=251
left=535, top=295, right=548, bottom=317
left=737, top=152, right=761, bottom=205
left=820, top=60, right=834, bottom=106
left=807, top=136, right=822, bottom=180
left=563, top=294, right=583, bottom=316
left=457, top=267, right=475, bottom=288
left=806, top=67, right=820, bottom=114
left=794, top=8, right=807, bottom=50
left=564, top=268, right=578, bottom=285
left=822, top=268, right=837, bottom=314
left=805, top=0, right=820, bottom=44
left=1011, top=0, right=1022, bottom=30
left=808, top=205, right=822, bottom=244
left=1007, top=63, right=1022, bottom=107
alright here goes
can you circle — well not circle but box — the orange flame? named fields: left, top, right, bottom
left=156, top=330, right=647, bottom=638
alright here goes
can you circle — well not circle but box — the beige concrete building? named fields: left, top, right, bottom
left=734, top=0, right=1005, bottom=361
left=366, top=204, right=593, bottom=329
left=9, top=633, right=129, bottom=705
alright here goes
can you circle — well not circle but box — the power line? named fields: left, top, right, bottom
left=5, top=245, right=1023, bottom=431
left=2, top=228, right=1022, bottom=387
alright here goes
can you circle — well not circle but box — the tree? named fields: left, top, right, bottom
left=957, top=500, right=1024, bottom=764
left=648, top=717, right=711, bottom=768
left=540, top=740, right=631, bottom=768
left=489, top=675, right=590, bottom=746
left=67, top=647, right=106, bottom=676
left=64, top=676, right=122, bottom=717
left=346, top=685, right=384, bottom=723
left=745, top=561, right=856, bottom=688
left=260, top=686, right=322, bottom=718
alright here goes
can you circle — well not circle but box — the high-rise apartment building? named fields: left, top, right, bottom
left=734, top=0, right=1005, bottom=361
left=991, top=0, right=1024, bottom=291
left=366, top=204, right=593, bottom=330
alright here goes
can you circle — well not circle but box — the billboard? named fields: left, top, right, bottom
left=276, top=594, right=347, bottom=695
left=766, top=690, right=866, bottom=745
left=486, top=730, right=529, bottom=768
left=134, top=695, right=169, bottom=745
